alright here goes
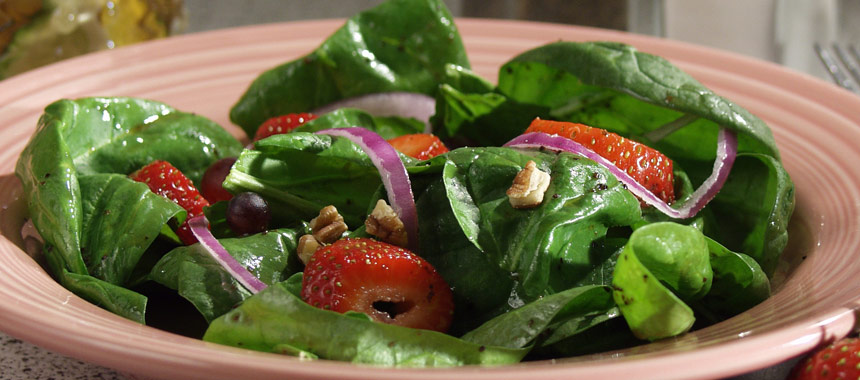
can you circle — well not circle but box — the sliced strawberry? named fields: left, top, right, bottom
left=300, top=237, right=454, bottom=333
left=252, top=112, right=317, bottom=141
left=129, top=160, right=209, bottom=245
left=386, top=133, right=449, bottom=160
left=525, top=118, right=675, bottom=204
left=788, top=337, right=860, bottom=380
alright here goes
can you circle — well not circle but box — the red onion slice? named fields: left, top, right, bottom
left=188, top=215, right=268, bottom=294
left=311, top=92, right=436, bottom=133
left=315, top=127, right=419, bottom=250
left=503, top=128, right=738, bottom=219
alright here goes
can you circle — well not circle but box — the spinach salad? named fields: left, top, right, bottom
left=14, top=0, right=794, bottom=367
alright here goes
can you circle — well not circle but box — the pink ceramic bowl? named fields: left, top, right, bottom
left=1, top=19, right=859, bottom=380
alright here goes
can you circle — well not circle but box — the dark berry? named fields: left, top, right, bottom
left=201, top=157, right=237, bottom=203
left=226, top=192, right=270, bottom=236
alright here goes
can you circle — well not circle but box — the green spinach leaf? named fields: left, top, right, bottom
left=611, top=222, right=712, bottom=340
left=14, top=97, right=242, bottom=321
left=497, top=41, right=779, bottom=159
left=704, top=153, right=795, bottom=276
left=74, top=111, right=242, bottom=183
left=56, top=268, right=148, bottom=323
left=150, top=229, right=302, bottom=322
left=291, top=108, right=424, bottom=138
left=229, top=0, right=469, bottom=136
left=223, top=132, right=384, bottom=227
left=79, top=173, right=184, bottom=284
left=415, top=179, right=516, bottom=335
left=431, top=84, right=547, bottom=146
left=695, top=238, right=771, bottom=319
left=203, top=276, right=527, bottom=367
left=461, top=285, right=616, bottom=349
left=529, top=316, right=639, bottom=358
left=440, top=147, right=641, bottom=297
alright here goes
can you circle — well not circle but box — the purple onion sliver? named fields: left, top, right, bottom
left=503, top=129, right=737, bottom=219
left=187, top=215, right=268, bottom=294
left=677, top=128, right=737, bottom=216
left=315, top=127, right=419, bottom=250
left=311, top=92, right=436, bottom=133
left=503, top=133, right=670, bottom=212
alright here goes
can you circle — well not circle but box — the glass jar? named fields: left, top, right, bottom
left=0, top=0, right=186, bottom=80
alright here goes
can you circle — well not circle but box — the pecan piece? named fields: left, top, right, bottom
left=365, top=199, right=408, bottom=247
left=309, top=205, right=347, bottom=244
left=296, top=234, right=321, bottom=265
left=506, top=160, right=551, bottom=209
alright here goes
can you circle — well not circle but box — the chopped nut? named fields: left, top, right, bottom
left=365, top=199, right=408, bottom=247
left=296, top=234, right=321, bottom=265
left=506, top=160, right=551, bottom=209
left=309, top=205, right=348, bottom=244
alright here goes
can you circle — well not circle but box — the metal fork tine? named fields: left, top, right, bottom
left=815, top=43, right=860, bottom=93
left=849, top=44, right=860, bottom=76
left=833, top=44, right=860, bottom=90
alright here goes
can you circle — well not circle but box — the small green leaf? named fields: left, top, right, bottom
left=612, top=222, right=712, bottom=340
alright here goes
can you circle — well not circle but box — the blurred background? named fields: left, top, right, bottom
left=0, top=0, right=857, bottom=81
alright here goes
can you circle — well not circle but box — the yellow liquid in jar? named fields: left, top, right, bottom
left=0, top=0, right=186, bottom=79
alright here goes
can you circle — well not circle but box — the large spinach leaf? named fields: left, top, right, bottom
left=704, top=153, right=794, bottom=276
left=415, top=179, right=516, bottom=335
left=229, top=0, right=469, bottom=136
left=14, top=97, right=242, bottom=321
left=432, top=42, right=794, bottom=279
left=529, top=317, right=639, bottom=359
left=439, top=63, right=495, bottom=94
left=695, top=237, right=771, bottom=320
left=150, top=229, right=302, bottom=322
left=203, top=275, right=527, bottom=367
left=223, top=132, right=384, bottom=227
left=497, top=41, right=779, bottom=159
left=224, top=113, right=440, bottom=229
left=74, top=111, right=242, bottom=183
left=431, top=83, right=547, bottom=146
left=440, top=147, right=641, bottom=297
left=78, top=174, right=185, bottom=285
left=56, top=268, right=149, bottom=323
left=411, top=148, right=640, bottom=334
left=291, top=108, right=424, bottom=138
left=461, top=285, right=616, bottom=350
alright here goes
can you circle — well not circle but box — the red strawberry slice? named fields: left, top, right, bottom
left=300, top=237, right=454, bottom=333
left=788, top=337, right=860, bottom=380
left=252, top=112, right=317, bottom=141
left=386, top=133, right=449, bottom=160
left=129, top=160, right=209, bottom=245
left=525, top=118, right=675, bottom=205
